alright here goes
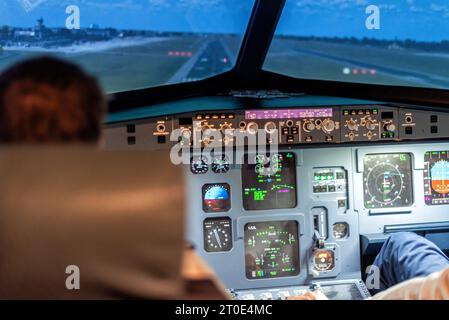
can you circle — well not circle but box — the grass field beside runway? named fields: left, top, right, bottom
left=265, top=38, right=449, bottom=89
left=0, top=36, right=206, bottom=93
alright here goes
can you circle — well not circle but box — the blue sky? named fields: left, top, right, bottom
left=1, top=0, right=449, bottom=41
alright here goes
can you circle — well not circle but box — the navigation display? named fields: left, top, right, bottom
left=245, top=108, right=333, bottom=120
left=424, top=151, right=449, bottom=205
left=242, top=153, right=297, bottom=210
left=244, top=221, right=299, bottom=279
left=363, top=153, right=413, bottom=209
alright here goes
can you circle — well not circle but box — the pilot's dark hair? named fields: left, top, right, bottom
left=0, top=57, right=105, bottom=143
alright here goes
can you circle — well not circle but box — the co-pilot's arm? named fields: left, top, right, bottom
left=370, top=267, right=449, bottom=300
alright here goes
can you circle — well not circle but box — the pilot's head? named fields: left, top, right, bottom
left=0, top=57, right=105, bottom=143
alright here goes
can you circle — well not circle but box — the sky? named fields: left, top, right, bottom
left=0, top=0, right=449, bottom=41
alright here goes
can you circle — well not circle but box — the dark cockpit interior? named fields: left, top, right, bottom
left=1, top=0, right=449, bottom=302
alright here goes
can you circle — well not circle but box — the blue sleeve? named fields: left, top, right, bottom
left=371, top=232, right=449, bottom=291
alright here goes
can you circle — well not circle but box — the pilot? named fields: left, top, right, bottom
left=0, top=57, right=105, bottom=143
left=288, top=232, right=449, bottom=300
left=0, top=56, right=227, bottom=299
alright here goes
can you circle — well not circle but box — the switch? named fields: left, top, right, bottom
left=431, top=126, right=438, bottom=134
left=328, top=185, right=336, bottom=192
left=286, top=135, right=295, bottom=143
left=157, top=135, right=166, bottom=144
left=431, top=115, right=438, bottom=123
left=127, top=136, right=136, bottom=145
left=291, top=127, right=299, bottom=135
left=305, top=136, right=313, bottom=142
left=338, top=199, right=346, bottom=208
left=126, top=124, right=136, bottom=133
left=282, top=127, right=290, bottom=135
left=405, top=127, right=413, bottom=135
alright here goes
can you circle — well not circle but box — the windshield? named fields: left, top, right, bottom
left=264, top=0, right=449, bottom=90
left=0, top=0, right=253, bottom=93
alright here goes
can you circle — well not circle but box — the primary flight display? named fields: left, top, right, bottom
left=424, top=151, right=449, bottom=205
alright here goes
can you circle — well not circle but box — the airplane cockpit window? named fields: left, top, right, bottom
left=2, top=0, right=449, bottom=310
left=264, top=0, right=449, bottom=89
left=0, top=0, right=254, bottom=93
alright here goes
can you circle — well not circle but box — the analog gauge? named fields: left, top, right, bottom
left=203, top=217, right=232, bottom=252
left=313, top=249, right=335, bottom=272
left=212, top=155, right=230, bottom=174
left=363, top=153, right=413, bottom=208
left=191, top=155, right=209, bottom=174
left=333, top=222, right=349, bottom=239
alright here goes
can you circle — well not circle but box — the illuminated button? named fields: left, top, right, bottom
left=325, top=135, right=333, bottom=142
left=305, top=136, right=313, bottom=142
left=282, top=127, right=290, bottom=135
left=430, top=115, right=438, bottom=123
left=328, top=185, right=336, bottom=192
left=291, top=127, right=299, bottom=135
left=405, top=127, right=413, bottom=135
left=431, top=126, right=438, bottom=134
left=286, top=135, right=295, bottom=143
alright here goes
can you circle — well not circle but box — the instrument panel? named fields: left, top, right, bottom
left=104, top=104, right=449, bottom=150
left=103, top=102, right=449, bottom=299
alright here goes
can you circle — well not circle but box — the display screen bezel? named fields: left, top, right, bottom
left=244, top=220, right=300, bottom=280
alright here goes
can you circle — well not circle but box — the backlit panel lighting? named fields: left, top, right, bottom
left=245, top=108, right=333, bottom=120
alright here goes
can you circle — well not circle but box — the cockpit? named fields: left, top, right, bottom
left=1, top=0, right=449, bottom=303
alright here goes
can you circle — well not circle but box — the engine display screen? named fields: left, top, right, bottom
left=202, top=183, right=231, bottom=212
left=363, top=153, right=413, bottom=209
left=424, top=151, right=449, bottom=205
left=242, top=153, right=297, bottom=210
left=244, top=220, right=300, bottom=279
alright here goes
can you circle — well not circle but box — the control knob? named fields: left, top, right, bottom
left=247, top=122, right=258, bottom=135
left=346, top=119, right=358, bottom=131
left=220, top=123, right=233, bottom=134
left=264, top=121, right=277, bottom=134
left=322, top=119, right=335, bottom=133
left=365, top=120, right=376, bottom=131
left=303, top=120, right=315, bottom=132
left=383, top=121, right=396, bottom=132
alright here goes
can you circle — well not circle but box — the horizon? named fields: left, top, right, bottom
left=0, top=1, right=449, bottom=42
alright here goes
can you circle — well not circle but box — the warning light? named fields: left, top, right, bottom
left=370, top=69, right=376, bottom=75
left=353, top=69, right=359, bottom=75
